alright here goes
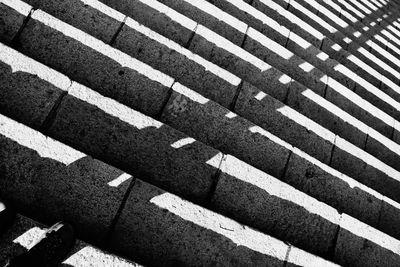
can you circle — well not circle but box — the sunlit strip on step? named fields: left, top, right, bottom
left=31, top=10, right=175, bottom=89
left=195, top=25, right=272, bottom=72
left=221, top=0, right=290, bottom=37
left=0, top=115, right=85, bottom=165
left=258, top=0, right=325, bottom=40
left=135, top=0, right=197, bottom=32
left=336, top=0, right=365, bottom=18
left=150, top=191, right=289, bottom=259
left=301, top=0, right=348, bottom=28
left=334, top=62, right=400, bottom=112
left=68, top=82, right=163, bottom=130
left=246, top=27, right=294, bottom=60
left=324, top=77, right=395, bottom=129
left=275, top=103, right=400, bottom=181
left=302, top=89, right=400, bottom=158
left=0, top=0, right=31, bottom=17
left=340, top=214, right=400, bottom=256
left=289, top=0, right=337, bottom=33
left=181, top=0, right=247, bottom=34
left=0, top=42, right=72, bottom=90
left=123, top=17, right=241, bottom=86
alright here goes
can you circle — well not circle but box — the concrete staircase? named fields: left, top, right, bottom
left=1, top=0, right=400, bottom=265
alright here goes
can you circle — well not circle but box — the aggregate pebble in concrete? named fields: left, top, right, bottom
left=110, top=179, right=288, bottom=266
left=161, top=83, right=291, bottom=179
left=335, top=214, right=400, bottom=266
left=99, top=0, right=196, bottom=46
left=18, top=10, right=173, bottom=117
left=48, top=82, right=222, bottom=204
left=330, top=136, right=400, bottom=203
left=211, top=155, right=340, bottom=257
left=113, top=18, right=239, bottom=108
left=189, top=25, right=289, bottom=102
left=283, top=148, right=381, bottom=227
left=157, top=0, right=247, bottom=45
left=0, top=115, right=130, bottom=243
left=0, top=0, right=31, bottom=44
left=235, top=82, right=334, bottom=163
left=379, top=197, right=400, bottom=241
left=0, top=43, right=70, bottom=129
left=23, top=0, right=125, bottom=44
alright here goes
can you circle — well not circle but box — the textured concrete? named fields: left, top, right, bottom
left=353, top=83, right=400, bottom=123
left=285, top=82, right=370, bottom=149
left=379, top=197, right=400, bottom=241
left=98, top=0, right=196, bottom=46
left=161, top=83, right=291, bottom=179
left=110, top=179, right=288, bottom=266
left=325, top=81, right=394, bottom=139
left=24, top=0, right=125, bottom=44
left=0, top=0, right=31, bottom=44
left=189, top=25, right=290, bottom=103
left=243, top=28, right=326, bottom=95
left=0, top=115, right=130, bottom=243
left=235, top=82, right=334, bottom=163
left=48, top=82, right=222, bottom=204
left=113, top=17, right=240, bottom=108
left=252, top=0, right=323, bottom=48
left=286, top=245, right=340, bottom=267
left=211, top=155, right=340, bottom=257
left=335, top=214, right=400, bottom=266
left=331, top=136, right=400, bottom=203
left=284, top=148, right=381, bottom=227
left=0, top=214, right=141, bottom=267
left=210, top=0, right=290, bottom=46
left=365, top=131, right=400, bottom=171
left=157, top=0, right=247, bottom=45
left=0, top=43, right=70, bottom=129
left=18, top=10, right=173, bottom=117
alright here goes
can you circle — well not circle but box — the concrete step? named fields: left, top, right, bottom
left=2, top=0, right=400, bottom=244
left=0, top=115, right=344, bottom=266
left=17, top=0, right=400, bottom=169
left=1, top=0, right=400, bottom=265
left=0, top=215, right=142, bottom=266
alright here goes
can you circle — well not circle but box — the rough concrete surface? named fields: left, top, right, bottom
left=0, top=0, right=31, bottom=44
left=158, top=0, right=247, bottom=45
left=211, top=155, right=340, bottom=257
left=0, top=43, right=70, bottom=129
left=23, top=0, right=124, bottom=44
left=48, top=82, right=222, bottom=204
left=379, top=196, right=400, bottom=241
left=98, top=0, right=196, bottom=46
left=190, top=25, right=291, bottom=102
left=235, top=82, right=334, bottom=163
left=0, top=214, right=141, bottom=266
left=0, top=115, right=130, bottom=243
left=335, top=214, right=400, bottom=266
left=18, top=10, right=173, bottom=117
left=331, top=136, right=400, bottom=203
left=114, top=18, right=239, bottom=108
left=283, top=148, right=381, bottom=227
left=110, top=179, right=288, bottom=266
left=161, top=83, right=291, bottom=179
